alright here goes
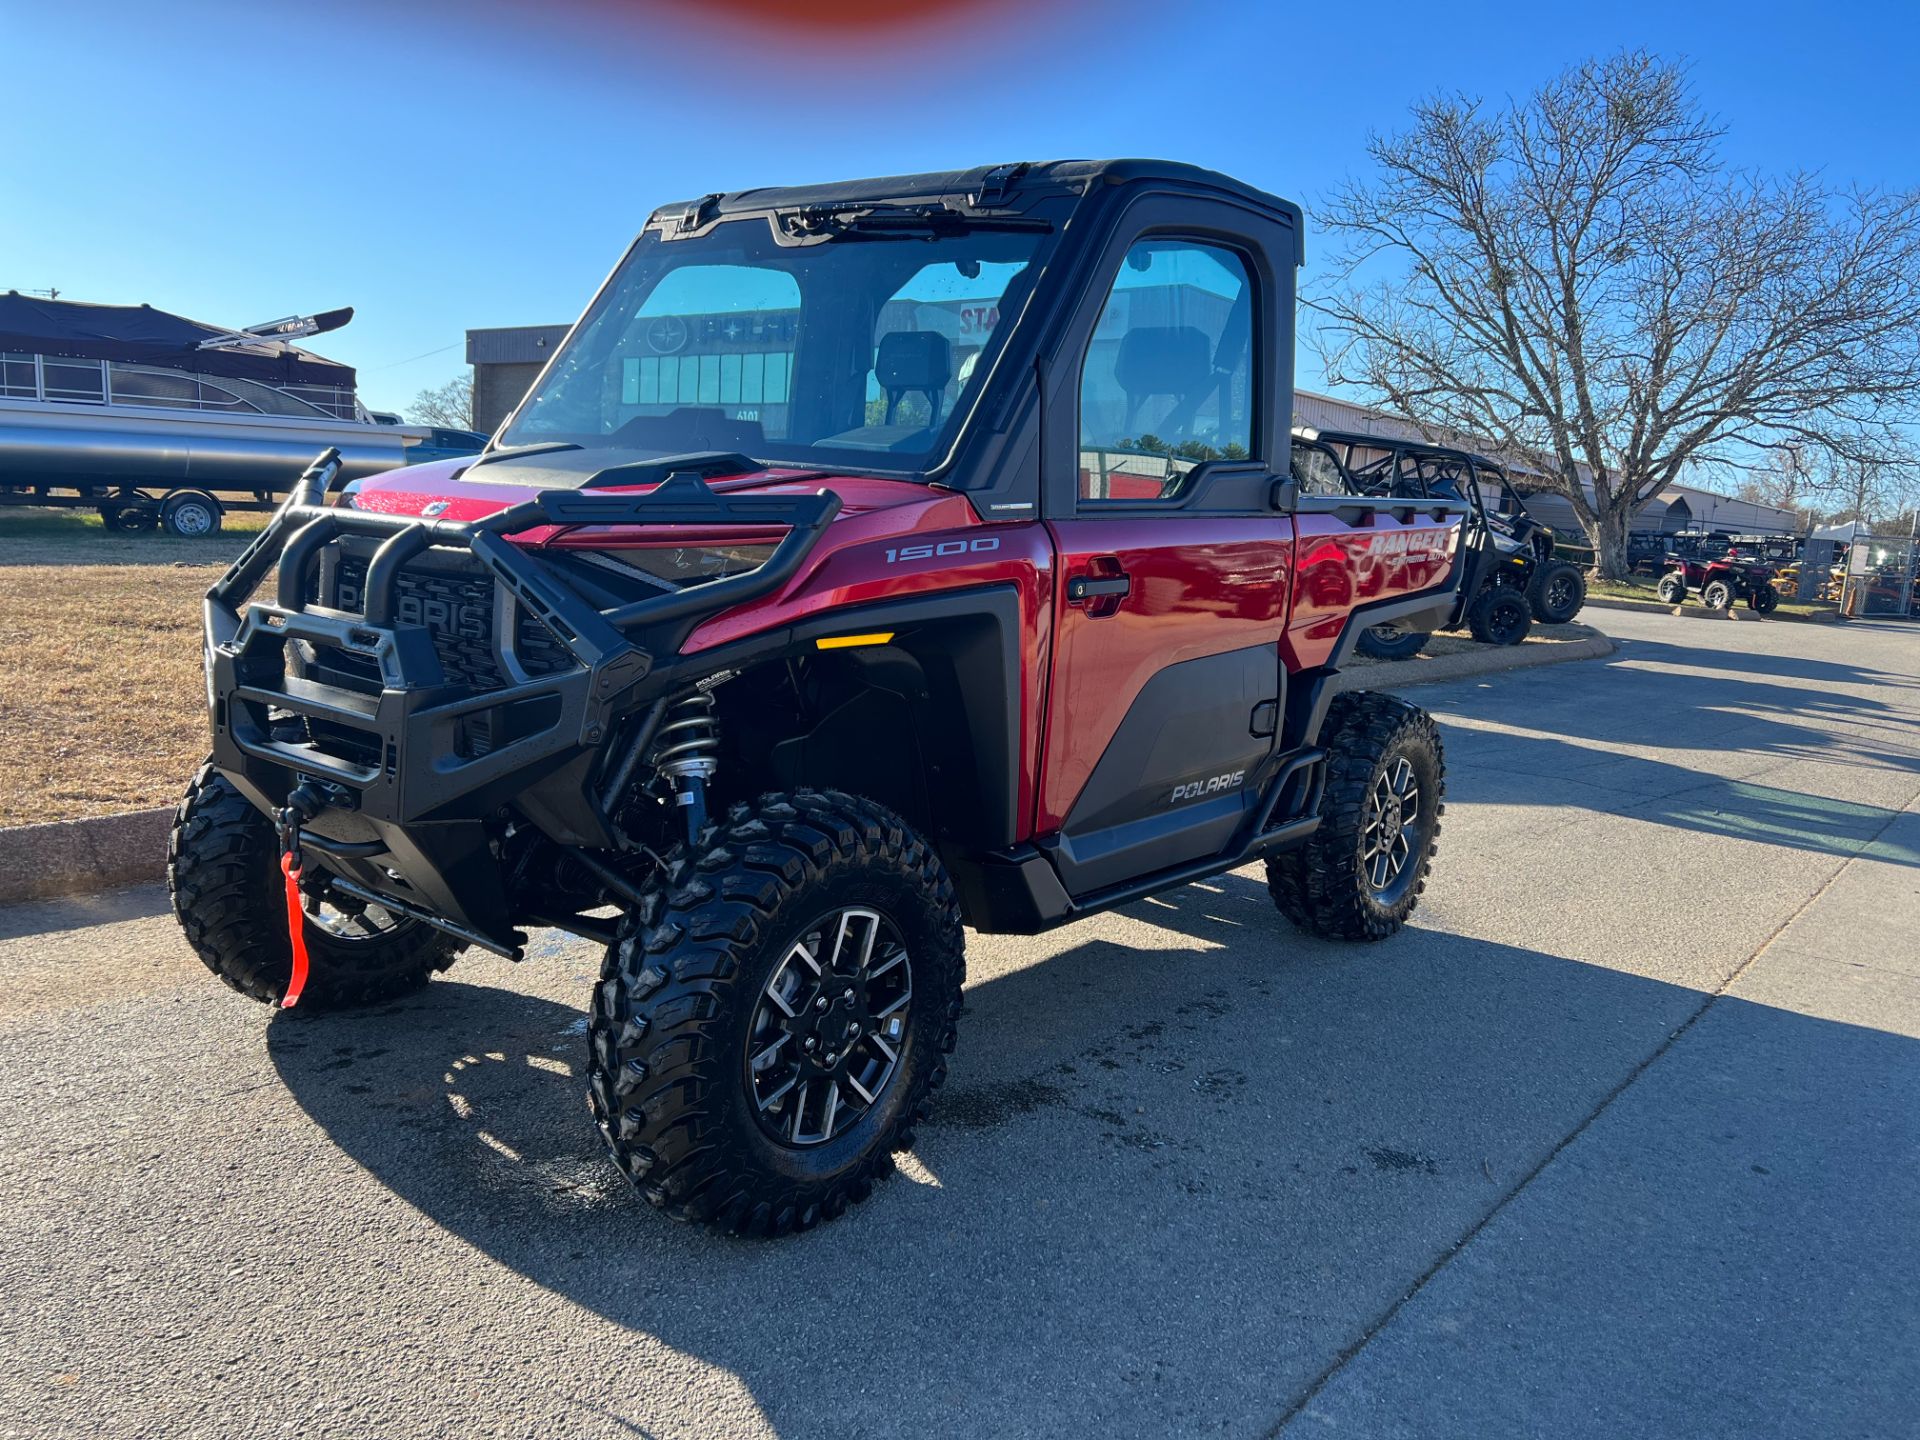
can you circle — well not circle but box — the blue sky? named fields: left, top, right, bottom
left=4, top=0, right=1917, bottom=415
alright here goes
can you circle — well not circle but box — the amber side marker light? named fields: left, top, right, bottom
left=815, top=632, right=895, bottom=650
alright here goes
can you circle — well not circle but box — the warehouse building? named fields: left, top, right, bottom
left=466, top=324, right=568, bottom=432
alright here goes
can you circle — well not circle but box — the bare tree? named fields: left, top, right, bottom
left=1309, top=52, right=1920, bottom=577
left=410, top=372, right=475, bottom=430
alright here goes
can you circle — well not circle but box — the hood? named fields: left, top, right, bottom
left=344, top=450, right=950, bottom=532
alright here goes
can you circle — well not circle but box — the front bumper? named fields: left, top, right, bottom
left=203, top=451, right=838, bottom=946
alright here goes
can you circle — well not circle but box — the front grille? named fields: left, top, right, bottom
left=328, top=555, right=576, bottom=690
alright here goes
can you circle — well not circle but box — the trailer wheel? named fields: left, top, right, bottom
left=589, top=789, right=964, bottom=1236
left=161, top=492, right=222, bottom=538
left=103, top=503, right=157, bottom=533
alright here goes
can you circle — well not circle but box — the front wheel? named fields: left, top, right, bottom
left=1267, top=691, right=1445, bottom=941
left=1656, top=573, right=1686, bottom=604
left=1466, top=584, right=1533, bottom=646
left=589, top=790, right=964, bottom=1236
left=1702, top=580, right=1733, bottom=610
left=168, top=762, right=458, bottom=1010
left=1750, top=586, right=1780, bottom=614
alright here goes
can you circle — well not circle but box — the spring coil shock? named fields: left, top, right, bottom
left=653, top=688, right=720, bottom=841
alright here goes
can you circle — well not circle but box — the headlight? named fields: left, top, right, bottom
left=570, top=545, right=776, bottom=592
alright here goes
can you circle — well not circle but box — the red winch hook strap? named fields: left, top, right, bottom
left=280, top=851, right=312, bottom=1010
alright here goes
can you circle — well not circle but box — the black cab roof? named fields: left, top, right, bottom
left=651, top=159, right=1305, bottom=265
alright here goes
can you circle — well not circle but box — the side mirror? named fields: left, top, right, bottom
left=1269, top=476, right=1300, bottom=512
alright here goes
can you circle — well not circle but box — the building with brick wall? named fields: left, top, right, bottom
left=465, top=324, right=569, bottom=433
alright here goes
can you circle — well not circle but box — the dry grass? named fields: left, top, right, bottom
left=0, top=510, right=262, bottom=827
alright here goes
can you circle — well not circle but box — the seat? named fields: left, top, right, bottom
left=1111, top=325, right=1212, bottom=436
left=875, top=331, right=953, bottom=428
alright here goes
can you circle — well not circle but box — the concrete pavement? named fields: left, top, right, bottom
left=2, top=609, right=1916, bottom=1439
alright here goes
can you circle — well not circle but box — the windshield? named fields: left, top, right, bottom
left=501, top=218, right=1052, bottom=476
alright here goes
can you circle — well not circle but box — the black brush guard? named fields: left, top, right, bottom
left=203, top=449, right=840, bottom=948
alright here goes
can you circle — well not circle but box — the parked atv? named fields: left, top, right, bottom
left=1292, top=429, right=1586, bottom=656
left=1656, top=551, right=1780, bottom=613
left=170, top=161, right=1470, bottom=1236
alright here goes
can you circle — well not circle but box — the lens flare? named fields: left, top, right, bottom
left=598, top=0, right=1017, bottom=35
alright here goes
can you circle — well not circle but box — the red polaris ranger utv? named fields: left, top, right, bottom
left=171, top=161, right=1470, bottom=1235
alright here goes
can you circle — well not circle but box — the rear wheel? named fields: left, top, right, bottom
left=168, top=762, right=457, bottom=1010
left=1465, top=585, right=1533, bottom=646
left=1750, top=585, right=1780, bottom=614
left=1702, top=580, right=1733, bottom=610
left=1527, top=560, right=1586, bottom=624
left=1267, top=691, right=1444, bottom=941
left=589, top=789, right=964, bottom=1236
left=1355, top=622, right=1430, bottom=660
left=1656, top=572, right=1686, bottom=604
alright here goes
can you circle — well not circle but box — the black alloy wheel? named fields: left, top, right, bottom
left=589, top=789, right=964, bottom=1236
left=1359, top=754, right=1425, bottom=901
left=1355, top=622, right=1430, bottom=660
left=746, top=907, right=914, bottom=1147
left=1266, top=690, right=1445, bottom=941
left=1467, top=585, right=1533, bottom=646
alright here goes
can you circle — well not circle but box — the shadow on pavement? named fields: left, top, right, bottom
left=1418, top=630, right=1920, bottom=865
left=1599, top=631, right=1920, bottom=693
left=0, top=883, right=171, bottom=942
left=1450, top=731, right=1920, bottom=867
left=264, top=869, right=1920, bottom=1436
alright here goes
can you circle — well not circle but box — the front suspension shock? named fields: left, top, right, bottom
left=652, top=688, right=720, bottom=841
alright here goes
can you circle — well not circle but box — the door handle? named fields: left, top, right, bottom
left=1067, top=575, right=1131, bottom=602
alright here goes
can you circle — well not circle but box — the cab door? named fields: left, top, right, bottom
left=1035, top=222, right=1299, bottom=897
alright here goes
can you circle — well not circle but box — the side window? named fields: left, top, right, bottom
left=1078, top=239, right=1254, bottom=503
left=1289, top=441, right=1349, bottom=496
left=1, top=353, right=37, bottom=399
left=42, top=358, right=106, bottom=405
left=109, top=363, right=199, bottom=410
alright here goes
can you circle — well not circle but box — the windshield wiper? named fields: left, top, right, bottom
left=780, top=202, right=1050, bottom=240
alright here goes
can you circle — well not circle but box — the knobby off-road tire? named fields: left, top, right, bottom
left=1750, top=585, right=1780, bottom=615
left=1702, top=580, right=1734, bottom=611
left=1354, top=622, right=1430, bottom=660
left=1466, top=584, right=1533, bottom=646
left=168, top=761, right=457, bottom=1011
left=1656, top=572, right=1687, bottom=604
left=589, top=789, right=964, bottom=1237
left=1267, top=692, right=1445, bottom=941
left=1527, top=560, right=1587, bottom=625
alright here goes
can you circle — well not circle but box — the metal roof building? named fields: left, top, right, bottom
left=466, top=324, right=569, bottom=432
